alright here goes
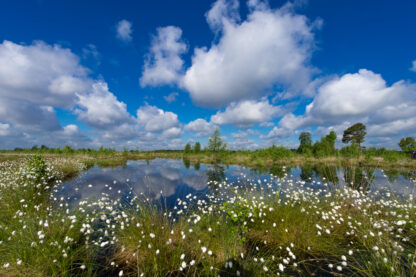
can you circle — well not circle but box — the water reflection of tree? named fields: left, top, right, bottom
left=183, top=158, right=190, bottom=169
left=250, top=165, right=290, bottom=179
left=344, top=167, right=374, bottom=191
left=314, top=166, right=339, bottom=185
left=401, top=170, right=416, bottom=180
left=250, top=166, right=267, bottom=175
left=300, top=165, right=314, bottom=182
left=193, top=162, right=200, bottom=171
left=383, top=169, right=401, bottom=182
left=300, top=165, right=339, bottom=185
left=206, top=164, right=226, bottom=192
left=269, top=165, right=289, bottom=178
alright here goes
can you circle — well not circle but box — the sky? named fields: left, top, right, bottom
left=0, top=0, right=415, bottom=150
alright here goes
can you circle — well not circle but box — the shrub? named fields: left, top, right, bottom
left=340, top=143, right=361, bottom=158
left=253, top=145, right=294, bottom=160
left=26, top=155, right=48, bottom=183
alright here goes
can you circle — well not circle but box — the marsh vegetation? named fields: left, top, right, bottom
left=0, top=154, right=415, bottom=276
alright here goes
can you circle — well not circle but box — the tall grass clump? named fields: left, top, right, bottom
left=108, top=194, right=244, bottom=276
left=0, top=155, right=95, bottom=276
left=95, top=158, right=127, bottom=168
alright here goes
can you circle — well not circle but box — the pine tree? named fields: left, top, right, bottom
left=342, top=123, right=366, bottom=149
left=193, top=142, right=201, bottom=153
left=298, top=132, right=312, bottom=153
left=399, top=137, right=416, bottom=152
left=184, top=143, right=191, bottom=153
left=208, top=128, right=226, bottom=154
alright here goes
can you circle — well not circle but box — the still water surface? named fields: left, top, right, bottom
left=57, top=158, right=415, bottom=207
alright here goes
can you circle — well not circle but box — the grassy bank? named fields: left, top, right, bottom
left=114, top=150, right=416, bottom=171
left=0, top=154, right=128, bottom=180
left=0, top=155, right=415, bottom=276
left=2, top=142, right=415, bottom=171
left=2, top=151, right=415, bottom=171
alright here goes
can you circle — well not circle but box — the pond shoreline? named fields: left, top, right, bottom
left=2, top=152, right=416, bottom=172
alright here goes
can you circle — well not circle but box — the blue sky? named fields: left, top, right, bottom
left=0, top=0, right=415, bottom=150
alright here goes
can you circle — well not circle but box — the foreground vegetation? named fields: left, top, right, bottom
left=0, top=155, right=415, bottom=276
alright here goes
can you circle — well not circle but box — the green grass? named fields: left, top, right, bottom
left=112, top=200, right=243, bottom=276
left=95, top=158, right=127, bottom=168
left=0, top=157, right=95, bottom=276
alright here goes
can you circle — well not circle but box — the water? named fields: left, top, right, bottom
left=56, top=158, right=416, bottom=207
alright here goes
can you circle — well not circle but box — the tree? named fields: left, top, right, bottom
left=342, top=123, right=366, bottom=149
left=299, top=132, right=312, bottom=146
left=122, top=147, right=129, bottom=157
left=298, top=132, right=312, bottom=153
left=40, top=145, right=48, bottom=150
left=184, top=143, right=191, bottom=153
left=326, top=131, right=337, bottom=149
left=183, top=158, right=190, bottom=169
left=313, top=131, right=337, bottom=157
left=193, top=142, right=201, bottom=153
left=208, top=128, right=226, bottom=154
left=399, top=137, right=416, bottom=152
left=63, top=145, right=74, bottom=154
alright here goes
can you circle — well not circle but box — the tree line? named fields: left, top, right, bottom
left=1, top=123, right=415, bottom=160
left=182, top=123, right=415, bottom=162
left=297, top=122, right=415, bottom=156
left=1, top=145, right=118, bottom=154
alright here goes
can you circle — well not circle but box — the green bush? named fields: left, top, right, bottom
left=382, top=151, right=400, bottom=162
left=252, top=145, right=294, bottom=160
left=340, top=143, right=361, bottom=158
left=313, top=131, right=337, bottom=157
left=26, top=155, right=48, bottom=183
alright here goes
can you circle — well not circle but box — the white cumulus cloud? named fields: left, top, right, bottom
left=184, top=118, right=215, bottom=137
left=0, top=98, right=61, bottom=132
left=136, top=105, right=181, bottom=132
left=75, top=81, right=133, bottom=129
left=308, top=69, right=401, bottom=120
left=164, top=92, right=179, bottom=103
left=264, top=126, right=293, bottom=139
left=116, top=19, right=133, bottom=42
left=162, top=127, right=183, bottom=138
left=181, top=0, right=318, bottom=107
left=278, top=69, right=416, bottom=140
left=211, top=98, right=282, bottom=128
left=140, top=26, right=187, bottom=87
left=0, top=40, right=89, bottom=108
left=0, top=40, right=139, bottom=148
left=411, top=60, right=416, bottom=72
left=0, top=123, right=11, bottom=136
left=205, top=0, right=240, bottom=32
